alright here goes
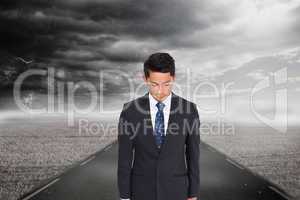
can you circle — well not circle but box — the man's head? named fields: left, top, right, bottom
left=143, top=52, right=175, bottom=102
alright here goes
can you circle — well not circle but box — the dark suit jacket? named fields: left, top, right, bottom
left=117, top=91, right=200, bottom=200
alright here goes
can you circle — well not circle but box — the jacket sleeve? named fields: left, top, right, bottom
left=186, top=103, right=200, bottom=198
left=117, top=103, right=134, bottom=199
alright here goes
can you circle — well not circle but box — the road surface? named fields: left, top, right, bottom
left=19, top=141, right=293, bottom=200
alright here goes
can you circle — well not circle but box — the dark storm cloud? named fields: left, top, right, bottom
left=0, top=0, right=236, bottom=96
left=55, top=0, right=210, bottom=38
left=0, top=0, right=232, bottom=63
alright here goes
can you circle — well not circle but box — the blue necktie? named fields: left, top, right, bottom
left=155, top=102, right=165, bottom=148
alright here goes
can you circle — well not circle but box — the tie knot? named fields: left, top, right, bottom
left=156, top=102, right=165, bottom=111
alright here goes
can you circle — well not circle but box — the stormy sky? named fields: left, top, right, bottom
left=0, top=0, right=300, bottom=127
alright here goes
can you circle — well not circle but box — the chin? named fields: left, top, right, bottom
left=157, top=95, right=166, bottom=100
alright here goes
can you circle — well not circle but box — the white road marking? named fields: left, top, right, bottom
left=226, top=158, right=245, bottom=170
left=80, top=156, right=96, bottom=166
left=207, top=146, right=216, bottom=152
left=268, top=185, right=290, bottom=200
left=22, top=178, right=60, bottom=200
left=21, top=144, right=114, bottom=200
left=104, top=145, right=113, bottom=151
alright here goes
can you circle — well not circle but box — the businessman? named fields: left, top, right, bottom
left=117, top=52, right=200, bottom=200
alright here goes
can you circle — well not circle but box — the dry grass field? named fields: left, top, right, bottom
left=200, top=123, right=300, bottom=200
left=1, top=116, right=299, bottom=200
left=0, top=115, right=118, bottom=200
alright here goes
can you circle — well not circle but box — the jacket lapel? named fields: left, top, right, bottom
left=141, top=91, right=179, bottom=157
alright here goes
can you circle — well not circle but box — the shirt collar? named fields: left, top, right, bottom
left=149, top=92, right=172, bottom=109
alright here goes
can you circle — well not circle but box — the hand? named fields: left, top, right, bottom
left=187, top=197, right=197, bottom=200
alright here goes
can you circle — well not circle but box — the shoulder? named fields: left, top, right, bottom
left=175, top=96, right=200, bottom=126
left=121, top=94, right=148, bottom=115
left=176, top=94, right=198, bottom=114
left=123, top=94, right=146, bottom=108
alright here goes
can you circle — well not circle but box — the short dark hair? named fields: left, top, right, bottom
left=143, top=52, right=175, bottom=78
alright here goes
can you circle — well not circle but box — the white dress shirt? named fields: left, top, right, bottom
left=120, top=92, right=172, bottom=200
left=149, top=92, right=172, bottom=136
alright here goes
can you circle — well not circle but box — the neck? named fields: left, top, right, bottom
left=150, top=91, right=171, bottom=102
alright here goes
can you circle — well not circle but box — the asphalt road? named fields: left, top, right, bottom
left=19, top=141, right=293, bottom=200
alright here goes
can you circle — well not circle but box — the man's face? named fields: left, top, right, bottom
left=144, top=71, right=175, bottom=102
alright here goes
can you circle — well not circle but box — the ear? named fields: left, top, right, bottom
left=172, top=74, right=175, bottom=81
left=143, top=75, right=148, bottom=82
